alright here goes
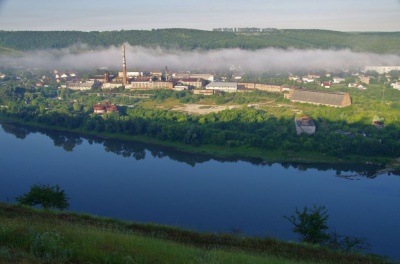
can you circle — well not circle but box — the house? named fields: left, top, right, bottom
left=206, top=82, right=238, bottom=93
left=321, top=82, right=331, bottom=88
left=348, top=83, right=366, bottom=90
left=289, top=89, right=352, bottom=108
left=302, top=77, right=315, bottom=83
left=391, top=82, right=400, bottom=90
left=333, top=77, right=345, bottom=84
left=295, top=116, right=316, bottom=135
left=93, top=102, right=118, bottom=114
left=359, top=76, right=373, bottom=84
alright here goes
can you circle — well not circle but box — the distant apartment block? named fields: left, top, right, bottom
left=364, top=66, right=400, bottom=74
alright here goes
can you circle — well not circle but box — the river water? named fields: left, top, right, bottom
left=1, top=122, right=399, bottom=260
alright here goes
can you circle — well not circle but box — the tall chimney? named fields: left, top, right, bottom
left=122, top=45, right=127, bottom=86
left=165, top=66, right=169, bottom=81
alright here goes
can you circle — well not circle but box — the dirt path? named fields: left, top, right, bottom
left=172, top=104, right=240, bottom=114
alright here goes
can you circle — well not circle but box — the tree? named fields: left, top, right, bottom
left=284, top=205, right=329, bottom=245
left=16, top=184, right=69, bottom=210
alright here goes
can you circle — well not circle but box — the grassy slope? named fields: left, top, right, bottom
left=0, top=203, right=391, bottom=264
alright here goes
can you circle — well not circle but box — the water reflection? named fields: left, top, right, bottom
left=2, top=122, right=397, bottom=177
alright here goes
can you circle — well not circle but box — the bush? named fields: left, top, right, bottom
left=284, top=205, right=329, bottom=245
left=16, top=184, right=69, bottom=210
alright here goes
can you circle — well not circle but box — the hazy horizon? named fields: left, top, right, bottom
left=0, top=0, right=399, bottom=32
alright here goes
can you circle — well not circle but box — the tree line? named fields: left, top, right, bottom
left=1, top=94, right=400, bottom=159
left=1, top=29, right=400, bottom=54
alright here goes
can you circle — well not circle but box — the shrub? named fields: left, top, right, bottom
left=16, top=184, right=69, bottom=210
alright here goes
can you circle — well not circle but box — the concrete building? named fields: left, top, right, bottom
left=67, top=82, right=93, bottom=91
left=173, top=78, right=204, bottom=88
left=102, top=83, right=123, bottom=89
left=192, top=89, right=214, bottom=95
left=295, top=116, right=316, bottom=135
left=129, top=81, right=174, bottom=89
left=238, top=83, right=282, bottom=93
left=172, top=73, right=214, bottom=82
left=288, top=89, right=352, bottom=108
left=206, top=82, right=237, bottom=93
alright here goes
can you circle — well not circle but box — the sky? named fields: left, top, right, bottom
left=0, top=0, right=399, bottom=32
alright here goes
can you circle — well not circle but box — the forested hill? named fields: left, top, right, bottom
left=0, top=28, right=399, bottom=54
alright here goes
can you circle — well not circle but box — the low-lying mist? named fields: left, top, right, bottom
left=2, top=44, right=400, bottom=73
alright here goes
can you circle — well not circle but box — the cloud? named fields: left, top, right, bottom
left=2, top=44, right=400, bottom=73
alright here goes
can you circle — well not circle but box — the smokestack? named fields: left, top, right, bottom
left=122, top=45, right=127, bottom=86
left=165, top=66, right=169, bottom=81
left=104, top=71, right=110, bottom=83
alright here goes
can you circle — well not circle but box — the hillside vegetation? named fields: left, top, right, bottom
left=0, top=203, right=392, bottom=264
left=0, top=29, right=399, bottom=54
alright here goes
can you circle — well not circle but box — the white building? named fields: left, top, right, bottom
left=172, top=73, right=215, bottom=82
left=333, top=77, right=345, bottom=83
left=67, top=82, right=93, bottom=91
left=206, top=82, right=237, bottom=93
left=102, top=83, right=123, bottom=89
left=391, top=82, right=400, bottom=90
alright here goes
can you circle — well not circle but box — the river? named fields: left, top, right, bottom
left=1, top=122, right=399, bottom=260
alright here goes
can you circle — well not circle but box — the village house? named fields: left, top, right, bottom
left=333, top=77, right=345, bottom=84
left=348, top=83, right=366, bottom=90
left=302, top=77, right=315, bottom=83
left=321, top=82, right=331, bottom=88
left=287, top=89, right=352, bottom=108
left=93, top=102, right=118, bottom=114
left=295, top=116, right=316, bottom=135
left=359, top=76, right=373, bottom=84
left=391, top=82, right=400, bottom=90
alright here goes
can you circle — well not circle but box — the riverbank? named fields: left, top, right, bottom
left=0, top=203, right=392, bottom=264
left=0, top=117, right=394, bottom=166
